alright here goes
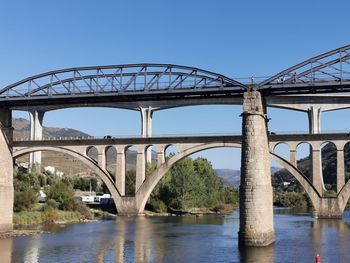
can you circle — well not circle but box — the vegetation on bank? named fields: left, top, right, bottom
left=144, top=157, right=239, bottom=214
left=13, top=167, right=109, bottom=226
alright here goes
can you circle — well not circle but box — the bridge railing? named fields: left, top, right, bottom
left=13, top=132, right=244, bottom=141
left=12, top=130, right=350, bottom=142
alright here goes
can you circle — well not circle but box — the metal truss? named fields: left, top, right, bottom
left=0, top=64, right=246, bottom=100
left=257, top=45, right=350, bottom=94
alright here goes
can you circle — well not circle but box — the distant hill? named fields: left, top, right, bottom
left=13, top=117, right=90, bottom=139
left=215, top=167, right=282, bottom=187
left=13, top=118, right=153, bottom=175
left=215, top=169, right=240, bottom=186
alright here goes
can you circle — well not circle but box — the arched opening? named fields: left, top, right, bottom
left=344, top=142, right=350, bottom=184
left=145, top=145, right=158, bottom=165
left=105, top=146, right=117, bottom=177
left=165, top=144, right=178, bottom=158
left=139, top=143, right=318, bottom=214
left=320, top=142, right=337, bottom=192
left=270, top=159, right=311, bottom=209
left=86, top=146, right=98, bottom=162
left=146, top=147, right=241, bottom=213
left=296, top=142, right=312, bottom=180
left=125, top=146, right=136, bottom=195
left=145, top=145, right=158, bottom=177
left=273, top=143, right=290, bottom=162
left=13, top=147, right=120, bottom=217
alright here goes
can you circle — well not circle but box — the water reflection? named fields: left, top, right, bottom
left=239, top=244, right=275, bottom=263
left=114, top=217, right=127, bottom=263
left=23, top=235, right=42, bottom=263
left=311, top=219, right=350, bottom=262
left=4, top=210, right=350, bottom=262
left=0, top=238, right=12, bottom=263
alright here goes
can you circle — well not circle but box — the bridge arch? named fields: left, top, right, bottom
left=0, top=64, right=246, bottom=100
left=337, top=179, right=350, bottom=212
left=136, top=142, right=320, bottom=213
left=13, top=146, right=121, bottom=208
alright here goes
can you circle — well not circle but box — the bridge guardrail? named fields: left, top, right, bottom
left=12, top=130, right=350, bottom=141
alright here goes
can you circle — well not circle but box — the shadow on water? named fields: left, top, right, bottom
left=239, top=244, right=275, bottom=263
left=0, top=238, right=12, bottom=263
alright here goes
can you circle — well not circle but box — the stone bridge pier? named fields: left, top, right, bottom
left=238, top=91, right=275, bottom=246
left=0, top=108, right=13, bottom=231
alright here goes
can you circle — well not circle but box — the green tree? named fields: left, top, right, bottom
left=125, top=169, right=136, bottom=195
left=47, top=181, right=75, bottom=210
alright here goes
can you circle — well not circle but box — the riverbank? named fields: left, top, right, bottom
left=145, top=203, right=238, bottom=217
left=0, top=209, right=116, bottom=239
left=12, top=208, right=114, bottom=226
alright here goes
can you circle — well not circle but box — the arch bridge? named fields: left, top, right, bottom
left=12, top=133, right=350, bottom=218
left=1, top=45, right=350, bottom=246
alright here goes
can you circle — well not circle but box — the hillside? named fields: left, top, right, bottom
left=274, top=143, right=350, bottom=191
left=13, top=118, right=90, bottom=139
left=13, top=118, right=136, bottom=175
left=214, top=169, right=240, bottom=186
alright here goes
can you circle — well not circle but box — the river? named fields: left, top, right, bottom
left=1, top=208, right=349, bottom=263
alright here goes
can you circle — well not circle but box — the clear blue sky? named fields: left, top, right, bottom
left=1, top=0, right=350, bottom=170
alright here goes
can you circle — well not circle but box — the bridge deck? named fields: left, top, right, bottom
left=12, top=133, right=350, bottom=148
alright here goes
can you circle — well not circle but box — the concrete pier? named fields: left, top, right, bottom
left=238, top=91, right=275, bottom=246
left=29, top=110, right=44, bottom=166
left=0, top=108, right=13, bottom=231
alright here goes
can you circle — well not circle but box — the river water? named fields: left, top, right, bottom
left=1, top=208, right=350, bottom=263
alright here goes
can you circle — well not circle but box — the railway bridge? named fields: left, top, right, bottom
left=1, top=45, right=350, bottom=246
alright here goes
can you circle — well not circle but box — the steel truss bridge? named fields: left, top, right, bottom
left=0, top=45, right=350, bottom=109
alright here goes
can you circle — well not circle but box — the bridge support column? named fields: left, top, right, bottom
left=29, top=110, right=44, bottom=167
left=97, top=147, right=106, bottom=170
left=239, top=91, right=274, bottom=246
left=140, top=107, right=153, bottom=163
left=311, top=149, right=325, bottom=194
left=307, top=106, right=321, bottom=134
left=0, top=108, right=13, bottom=231
left=157, top=145, right=166, bottom=168
left=115, top=147, right=126, bottom=196
left=314, top=197, right=343, bottom=218
left=117, top=196, right=140, bottom=215
left=290, top=149, right=297, bottom=167
left=337, top=150, right=345, bottom=193
left=136, top=146, right=146, bottom=193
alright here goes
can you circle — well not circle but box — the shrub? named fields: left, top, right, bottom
left=14, top=189, right=37, bottom=212
left=47, top=182, right=75, bottom=210
left=150, top=199, right=168, bottom=213
left=73, top=200, right=93, bottom=219
left=44, top=199, right=59, bottom=210
left=42, top=207, right=60, bottom=223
